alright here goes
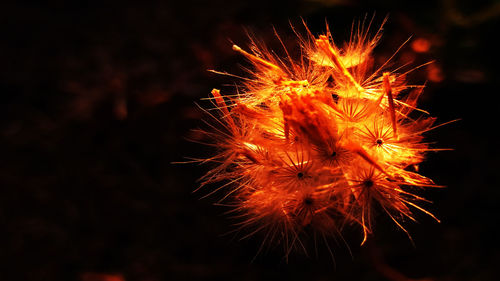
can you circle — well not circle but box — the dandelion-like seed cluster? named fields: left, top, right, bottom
left=197, top=19, right=444, bottom=255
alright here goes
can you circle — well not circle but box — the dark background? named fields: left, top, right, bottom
left=1, top=1, right=499, bottom=280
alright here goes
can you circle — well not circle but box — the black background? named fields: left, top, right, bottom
left=1, top=1, right=499, bottom=280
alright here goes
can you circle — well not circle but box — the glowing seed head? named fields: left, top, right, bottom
left=197, top=18, right=444, bottom=257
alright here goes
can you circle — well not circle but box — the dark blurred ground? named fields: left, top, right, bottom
left=1, top=1, right=499, bottom=280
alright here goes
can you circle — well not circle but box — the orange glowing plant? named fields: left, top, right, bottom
left=194, top=18, right=449, bottom=256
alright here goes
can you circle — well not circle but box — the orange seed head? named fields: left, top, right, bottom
left=197, top=18, right=445, bottom=256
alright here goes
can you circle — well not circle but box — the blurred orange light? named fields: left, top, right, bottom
left=411, top=37, right=431, bottom=53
